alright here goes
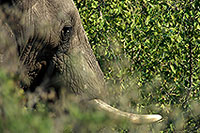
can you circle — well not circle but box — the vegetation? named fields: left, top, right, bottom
left=75, top=0, right=200, bottom=132
left=0, top=0, right=199, bottom=132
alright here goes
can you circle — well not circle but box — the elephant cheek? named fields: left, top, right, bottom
left=52, top=50, right=104, bottom=100
left=69, top=52, right=103, bottom=99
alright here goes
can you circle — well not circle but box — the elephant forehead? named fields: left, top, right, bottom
left=20, top=0, right=76, bottom=46
left=19, top=0, right=76, bottom=24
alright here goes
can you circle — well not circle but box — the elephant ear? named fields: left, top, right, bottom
left=0, top=19, right=18, bottom=72
left=0, top=4, right=29, bottom=85
left=0, top=18, right=28, bottom=85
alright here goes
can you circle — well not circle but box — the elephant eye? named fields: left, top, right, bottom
left=61, top=26, right=72, bottom=41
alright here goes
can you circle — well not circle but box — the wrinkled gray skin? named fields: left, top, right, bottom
left=1, top=0, right=106, bottom=99
left=0, top=0, right=161, bottom=125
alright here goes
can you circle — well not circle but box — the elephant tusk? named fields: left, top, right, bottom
left=92, top=99, right=162, bottom=124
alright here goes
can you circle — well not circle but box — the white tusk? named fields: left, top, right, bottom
left=92, top=99, right=162, bottom=124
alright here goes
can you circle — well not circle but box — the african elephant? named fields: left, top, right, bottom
left=0, top=0, right=162, bottom=125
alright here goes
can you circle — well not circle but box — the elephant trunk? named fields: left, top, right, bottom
left=53, top=50, right=162, bottom=124
left=53, top=21, right=162, bottom=124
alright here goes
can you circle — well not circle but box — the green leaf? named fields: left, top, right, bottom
left=177, top=34, right=182, bottom=42
left=145, top=16, right=151, bottom=25
left=170, top=64, right=176, bottom=74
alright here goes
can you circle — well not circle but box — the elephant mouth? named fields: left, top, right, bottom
left=22, top=51, right=63, bottom=105
left=21, top=41, right=59, bottom=92
left=27, top=60, right=50, bottom=92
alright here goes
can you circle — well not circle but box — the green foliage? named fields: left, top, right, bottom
left=0, top=0, right=199, bottom=132
left=0, top=69, right=114, bottom=133
left=74, top=0, right=200, bottom=132
left=0, top=69, right=53, bottom=133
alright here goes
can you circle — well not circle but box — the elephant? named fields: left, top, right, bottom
left=0, top=0, right=162, bottom=125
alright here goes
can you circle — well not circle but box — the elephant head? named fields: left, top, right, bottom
left=0, top=0, right=162, bottom=124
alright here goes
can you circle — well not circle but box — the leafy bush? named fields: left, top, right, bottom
left=74, top=0, right=200, bottom=132
left=0, top=0, right=199, bottom=132
left=0, top=69, right=53, bottom=133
